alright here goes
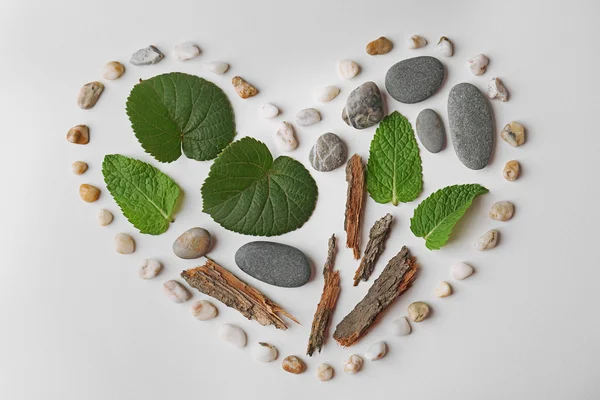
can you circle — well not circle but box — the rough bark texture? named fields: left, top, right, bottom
left=344, top=154, right=366, bottom=259
left=181, top=259, right=299, bottom=330
left=353, top=213, right=394, bottom=286
left=306, top=234, right=341, bottom=356
left=333, top=246, right=418, bottom=346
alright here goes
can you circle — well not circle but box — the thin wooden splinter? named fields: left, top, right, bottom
left=345, top=154, right=366, bottom=259
left=306, top=234, right=341, bottom=356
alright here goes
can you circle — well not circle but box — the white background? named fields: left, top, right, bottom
left=1, top=0, right=599, bottom=399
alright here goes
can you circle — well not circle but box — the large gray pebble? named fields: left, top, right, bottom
left=448, top=83, right=494, bottom=170
left=416, top=109, right=445, bottom=153
left=130, top=45, right=164, bottom=65
left=341, top=82, right=384, bottom=129
left=385, top=56, right=445, bottom=104
left=309, top=132, right=347, bottom=172
left=173, top=227, right=212, bottom=259
left=235, top=241, right=311, bottom=288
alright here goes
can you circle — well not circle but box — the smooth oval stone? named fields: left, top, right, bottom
left=309, top=132, right=347, bottom=172
left=235, top=241, right=310, bottom=288
left=341, top=82, right=384, bottom=129
left=173, top=227, right=212, bottom=259
left=448, top=83, right=494, bottom=170
left=385, top=56, right=445, bottom=104
left=416, top=109, right=445, bottom=153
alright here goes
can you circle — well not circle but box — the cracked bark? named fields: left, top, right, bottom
left=344, top=154, right=366, bottom=259
left=353, top=213, right=393, bottom=286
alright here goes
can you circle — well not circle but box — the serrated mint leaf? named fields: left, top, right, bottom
left=367, top=111, right=423, bottom=205
left=410, top=184, right=488, bottom=250
left=126, top=72, right=235, bottom=163
left=201, top=137, right=318, bottom=236
left=102, top=154, right=181, bottom=235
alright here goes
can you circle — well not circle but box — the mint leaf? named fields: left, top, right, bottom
left=102, top=154, right=181, bottom=235
left=126, top=72, right=235, bottom=163
left=410, top=184, right=488, bottom=250
left=201, top=137, right=318, bottom=236
left=367, top=111, right=423, bottom=205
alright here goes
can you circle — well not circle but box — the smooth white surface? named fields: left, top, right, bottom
left=1, top=0, right=599, bottom=399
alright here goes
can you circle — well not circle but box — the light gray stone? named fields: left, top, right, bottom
left=130, top=45, right=164, bottom=65
left=296, top=108, right=321, bottom=126
left=173, top=227, right=212, bottom=259
left=416, top=109, right=445, bottom=153
left=308, top=132, right=347, bottom=172
left=385, top=56, right=445, bottom=104
left=341, top=82, right=384, bottom=129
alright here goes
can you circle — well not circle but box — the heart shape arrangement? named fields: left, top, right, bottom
left=69, top=36, right=522, bottom=380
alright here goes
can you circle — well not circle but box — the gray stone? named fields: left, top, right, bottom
left=130, top=45, right=164, bottom=65
left=173, top=227, right=212, bottom=259
left=235, top=241, right=311, bottom=288
left=296, top=108, right=321, bottom=126
left=341, top=82, right=384, bottom=129
left=385, top=56, right=445, bottom=104
left=416, top=109, right=445, bottom=153
left=309, top=132, right=347, bottom=172
left=448, top=83, right=494, bottom=170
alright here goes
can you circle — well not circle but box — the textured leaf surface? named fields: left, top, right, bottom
left=102, top=154, right=181, bottom=235
left=410, top=184, right=488, bottom=250
left=126, top=72, right=235, bottom=162
left=367, top=111, right=423, bottom=205
left=201, top=137, right=318, bottom=236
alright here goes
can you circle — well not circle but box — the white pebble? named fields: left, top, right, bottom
left=172, top=42, right=201, bottom=61
left=315, top=85, right=340, bottom=103
left=296, top=108, right=321, bottom=126
left=205, top=61, right=229, bottom=75
left=316, top=363, right=334, bottom=381
left=435, top=281, right=452, bottom=298
left=260, top=103, right=279, bottom=119
left=139, top=259, right=162, bottom=279
left=190, top=300, right=217, bottom=320
left=97, top=209, right=113, bottom=226
left=114, top=233, right=134, bottom=254
left=251, top=342, right=278, bottom=362
left=488, top=77, right=509, bottom=102
left=365, top=341, right=387, bottom=361
left=475, top=229, right=499, bottom=250
left=436, top=36, right=453, bottom=57
left=407, top=35, right=427, bottom=49
left=467, top=54, right=489, bottom=76
left=343, top=354, right=363, bottom=374
left=337, top=60, right=360, bottom=80
left=390, top=316, right=411, bottom=336
left=451, top=262, right=474, bottom=280
left=490, top=201, right=515, bottom=221
left=218, top=323, right=247, bottom=348
left=101, top=61, right=125, bottom=80
left=275, top=121, right=297, bottom=152
left=162, top=280, right=190, bottom=303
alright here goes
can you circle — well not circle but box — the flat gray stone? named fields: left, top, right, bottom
left=130, top=45, right=164, bottom=65
left=416, top=109, right=445, bottom=153
left=341, top=82, right=384, bottom=129
left=448, top=83, right=494, bottom=170
left=385, top=56, right=445, bottom=104
left=235, top=242, right=311, bottom=288
left=309, top=132, right=347, bottom=172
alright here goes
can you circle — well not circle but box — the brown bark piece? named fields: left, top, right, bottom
left=181, top=259, right=299, bottom=330
left=344, top=154, right=366, bottom=259
left=306, top=235, right=341, bottom=356
left=353, top=213, right=393, bottom=286
left=333, top=246, right=418, bottom=346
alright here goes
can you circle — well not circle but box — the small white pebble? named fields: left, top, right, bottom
left=451, top=262, right=474, bottom=280
left=344, top=354, right=363, bottom=374
left=205, top=61, right=229, bottom=75
left=315, top=85, right=340, bottom=103
left=71, top=161, right=88, bottom=175
left=365, top=341, right=387, bottom=361
left=390, top=316, right=411, bottom=336
left=475, top=229, right=499, bottom=250
left=97, top=209, right=113, bottom=226
left=139, top=259, right=162, bottom=279
left=275, top=121, right=297, bottom=152
left=337, top=60, right=360, bottom=80
left=162, top=280, right=190, bottom=303
left=172, top=42, right=201, bottom=61
left=218, top=323, right=247, bottom=348
left=490, top=201, right=515, bottom=221
left=407, top=35, right=427, bottom=49
left=435, top=281, right=452, bottom=298
left=436, top=36, right=453, bottom=57
left=488, top=77, right=509, bottom=102
left=190, top=300, right=217, bottom=320
left=260, top=103, right=279, bottom=119
left=296, top=108, right=321, bottom=126
left=467, top=54, right=489, bottom=76
left=101, top=61, right=125, bottom=80
left=316, top=363, right=334, bottom=381
left=114, top=233, right=134, bottom=254
left=251, top=342, right=278, bottom=362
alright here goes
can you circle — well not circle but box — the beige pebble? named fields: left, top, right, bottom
left=490, top=201, right=515, bottom=221
left=501, top=122, right=526, bottom=147
left=97, top=209, right=113, bottom=226
left=503, top=160, right=520, bottom=181
left=366, top=36, right=393, bottom=55
left=316, top=363, right=334, bottom=381
left=232, top=76, right=258, bottom=99
left=67, top=125, right=89, bottom=145
left=101, top=61, right=125, bottom=80
left=343, top=354, right=363, bottom=374
left=337, top=60, right=360, bottom=80
left=407, top=301, right=430, bottom=323
left=315, top=85, right=340, bottom=103
left=79, top=184, right=100, bottom=203
left=71, top=161, right=88, bottom=175
left=114, top=233, right=135, bottom=254
left=163, top=280, right=191, bottom=303
left=190, top=300, right=217, bottom=321
left=475, top=229, right=499, bottom=250
left=282, top=355, right=306, bottom=374
left=77, top=81, right=104, bottom=109
left=139, top=259, right=162, bottom=279
left=275, top=121, right=298, bottom=152
left=435, top=281, right=452, bottom=298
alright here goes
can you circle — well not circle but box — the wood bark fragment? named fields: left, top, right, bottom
left=333, top=246, right=418, bottom=346
left=181, top=258, right=299, bottom=330
left=306, top=234, right=341, bottom=356
left=344, top=154, right=366, bottom=259
left=353, top=213, right=393, bottom=286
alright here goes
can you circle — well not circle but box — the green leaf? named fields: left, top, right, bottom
left=126, top=72, right=235, bottom=163
left=410, top=184, right=488, bottom=250
left=201, top=137, right=318, bottom=236
left=102, top=154, right=181, bottom=235
left=367, top=111, right=423, bottom=205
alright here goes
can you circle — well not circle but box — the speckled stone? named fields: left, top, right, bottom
left=309, top=133, right=347, bottom=172
left=130, top=45, right=164, bottom=65
left=448, top=83, right=494, bottom=170
left=341, top=82, right=384, bottom=129
left=235, top=241, right=311, bottom=288
left=385, top=56, right=445, bottom=104
left=416, top=109, right=445, bottom=153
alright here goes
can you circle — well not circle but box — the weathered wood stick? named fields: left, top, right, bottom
left=306, top=234, right=341, bottom=356
left=181, top=258, right=299, bottom=330
left=334, top=246, right=418, bottom=346
left=345, top=154, right=366, bottom=259
left=353, top=213, right=393, bottom=286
